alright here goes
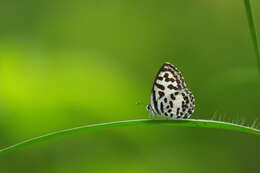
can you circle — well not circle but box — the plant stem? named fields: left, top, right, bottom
left=0, top=119, right=259, bottom=155
left=244, top=0, right=260, bottom=72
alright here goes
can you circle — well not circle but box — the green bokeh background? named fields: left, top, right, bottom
left=1, top=0, right=260, bottom=172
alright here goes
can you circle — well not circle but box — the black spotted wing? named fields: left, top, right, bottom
left=147, top=62, right=195, bottom=119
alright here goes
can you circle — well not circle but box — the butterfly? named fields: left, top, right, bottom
left=146, top=62, right=195, bottom=119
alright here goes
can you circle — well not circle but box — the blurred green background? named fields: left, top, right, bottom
left=1, top=0, right=260, bottom=172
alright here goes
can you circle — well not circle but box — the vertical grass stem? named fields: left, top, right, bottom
left=244, top=0, right=260, bottom=72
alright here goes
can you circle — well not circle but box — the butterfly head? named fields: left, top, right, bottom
left=146, top=104, right=157, bottom=115
left=146, top=104, right=152, bottom=111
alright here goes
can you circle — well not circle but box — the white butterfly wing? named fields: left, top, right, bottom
left=148, top=62, right=195, bottom=119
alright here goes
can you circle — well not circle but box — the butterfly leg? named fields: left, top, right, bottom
left=148, top=114, right=154, bottom=120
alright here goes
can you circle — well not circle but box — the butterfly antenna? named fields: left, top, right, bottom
left=136, top=102, right=147, bottom=105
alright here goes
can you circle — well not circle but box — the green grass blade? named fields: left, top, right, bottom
left=244, top=0, right=260, bottom=72
left=0, top=119, right=259, bottom=155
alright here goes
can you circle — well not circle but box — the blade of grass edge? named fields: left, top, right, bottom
left=0, top=119, right=259, bottom=155
left=244, top=0, right=260, bottom=72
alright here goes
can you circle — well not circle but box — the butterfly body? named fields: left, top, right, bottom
left=147, top=62, right=195, bottom=119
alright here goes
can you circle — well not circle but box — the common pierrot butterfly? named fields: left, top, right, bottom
left=146, top=62, right=195, bottom=119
